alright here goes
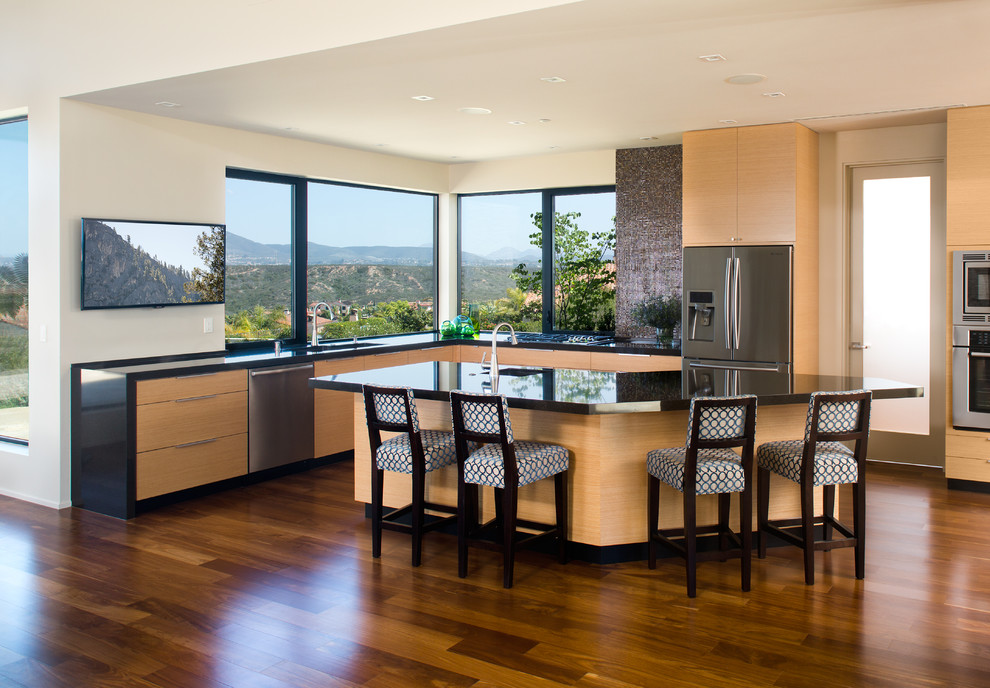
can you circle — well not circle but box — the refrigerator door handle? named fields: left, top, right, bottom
left=724, top=257, right=732, bottom=349
left=734, top=256, right=742, bottom=350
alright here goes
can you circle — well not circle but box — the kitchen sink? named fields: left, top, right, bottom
left=495, top=367, right=547, bottom=377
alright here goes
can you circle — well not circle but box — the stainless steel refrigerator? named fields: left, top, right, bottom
left=682, top=245, right=792, bottom=396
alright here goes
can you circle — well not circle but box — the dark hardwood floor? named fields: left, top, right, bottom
left=1, top=460, right=990, bottom=687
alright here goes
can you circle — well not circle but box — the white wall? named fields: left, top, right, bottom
left=818, top=123, right=948, bottom=374
left=449, top=150, right=616, bottom=193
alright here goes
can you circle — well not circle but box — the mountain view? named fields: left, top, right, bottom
left=226, top=232, right=540, bottom=266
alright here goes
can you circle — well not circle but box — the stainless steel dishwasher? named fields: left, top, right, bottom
left=248, top=364, right=315, bottom=472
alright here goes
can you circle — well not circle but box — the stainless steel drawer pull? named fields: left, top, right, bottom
left=175, top=394, right=217, bottom=403
left=175, top=438, right=218, bottom=449
left=618, top=353, right=649, bottom=357
left=175, top=372, right=218, bottom=379
left=250, top=365, right=315, bottom=377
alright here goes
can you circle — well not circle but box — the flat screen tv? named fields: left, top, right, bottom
left=81, top=218, right=225, bottom=310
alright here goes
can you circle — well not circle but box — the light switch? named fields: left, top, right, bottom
left=203, top=317, right=214, bottom=334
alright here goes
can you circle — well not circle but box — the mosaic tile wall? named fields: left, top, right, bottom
left=615, top=145, right=683, bottom=339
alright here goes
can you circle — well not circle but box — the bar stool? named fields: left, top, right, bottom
left=756, top=390, right=872, bottom=585
left=449, top=390, right=569, bottom=589
left=362, top=384, right=459, bottom=567
left=647, top=394, right=757, bottom=598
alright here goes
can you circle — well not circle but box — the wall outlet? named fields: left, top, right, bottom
left=203, top=317, right=214, bottom=334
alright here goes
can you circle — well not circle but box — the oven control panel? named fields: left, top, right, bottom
left=971, top=329, right=990, bottom=349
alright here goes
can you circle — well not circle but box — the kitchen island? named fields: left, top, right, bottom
left=311, top=361, right=922, bottom=561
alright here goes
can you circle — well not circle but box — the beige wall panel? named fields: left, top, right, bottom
left=682, top=128, right=738, bottom=246
left=136, top=433, right=247, bottom=500
left=135, top=391, right=247, bottom=453
left=135, top=370, right=247, bottom=405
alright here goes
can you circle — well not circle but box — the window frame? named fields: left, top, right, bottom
left=0, top=115, right=29, bottom=446
left=457, top=184, right=616, bottom=334
left=225, top=168, right=439, bottom=351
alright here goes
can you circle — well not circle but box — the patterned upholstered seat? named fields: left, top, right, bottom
left=646, top=394, right=758, bottom=598
left=756, top=390, right=872, bottom=585
left=449, top=390, right=569, bottom=589
left=362, top=384, right=460, bottom=567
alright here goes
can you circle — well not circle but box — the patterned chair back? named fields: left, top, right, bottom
left=363, top=385, right=420, bottom=434
left=449, top=391, right=513, bottom=445
left=686, top=395, right=758, bottom=448
left=803, top=390, right=872, bottom=444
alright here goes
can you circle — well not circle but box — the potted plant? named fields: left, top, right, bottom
left=631, top=292, right=681, bottom=348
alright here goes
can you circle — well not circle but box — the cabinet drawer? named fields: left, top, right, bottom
left=497, top=347, right=591, bottom=369
left=946, top=454, right=990, bottom=482
left=590, top=352, right=682, bottom=372
left=946, top=432, right=990, bottom=461
left=136, top=433, right=247, bottom=500
left=458, top=345, right=486, bottom=364
left=314, top=357, right=365, bottom=376
left=363, top=351, right=410, bottom=369
left=136, top=370, right=247, bottom=405
left=136, top=390, right=247, bottom=452
left=406, top=346, right=455, bottom=364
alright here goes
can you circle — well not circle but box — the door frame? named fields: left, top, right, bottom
left=845, top=158, right=946, bottom=465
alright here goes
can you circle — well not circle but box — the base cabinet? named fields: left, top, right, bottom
left=946, top=431, right=990, bottom=482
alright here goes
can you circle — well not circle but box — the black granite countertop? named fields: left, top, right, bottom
left=309, top=361, right=923, bottom=415
left=70, top=331, right=680, bottom=379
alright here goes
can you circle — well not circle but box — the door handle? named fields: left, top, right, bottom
left=849, top=342, right=871, bottom=350
left=734, top=256, right=741, bottom=350
left=724, top=258, right=732, bottom=349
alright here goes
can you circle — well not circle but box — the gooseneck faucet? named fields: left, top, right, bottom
left=311, top=302, right=332, bottom=346
left=489, top=322, right=518, bottom=390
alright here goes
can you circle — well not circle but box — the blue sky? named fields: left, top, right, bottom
left=90, top=221, right=211, bottom=274
left=0, top=119, right=28, bottom=259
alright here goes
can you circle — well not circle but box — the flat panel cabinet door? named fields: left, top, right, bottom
left=682, top=128, right=738, bottom=246
left=733, top=245, right=792, bottom=364
left=737, top=123, right=798, bottom=243
left=682, top=246, right=732, bottom=361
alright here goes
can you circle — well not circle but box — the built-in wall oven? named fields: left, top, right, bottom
left=953, top=250, right=990, bottom=429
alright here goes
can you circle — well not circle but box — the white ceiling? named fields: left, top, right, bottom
left=70, top=0, right=988, bottom=163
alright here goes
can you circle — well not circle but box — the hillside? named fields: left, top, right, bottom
left=82, top=221, right=199, bottom=308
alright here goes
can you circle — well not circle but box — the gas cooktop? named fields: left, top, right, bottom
left=511, top=332, right=615, bottom=346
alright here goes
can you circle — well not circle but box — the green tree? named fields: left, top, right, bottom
left=510, top=211, right=615, bottom=331
left=184, top=226, right=225, bottom=302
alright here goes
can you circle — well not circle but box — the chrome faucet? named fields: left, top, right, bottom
left=489, top=322, right=518, bottom=386
left=311, top=302, right=332, bottom=346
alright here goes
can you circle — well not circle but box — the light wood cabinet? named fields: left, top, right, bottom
left=314, top=357, right=366, bottom=458
left=683, top=123, right=818, bottom=246
left=947, top=105, right=990, bottom=247
left=946, top=430, right=990, bottom=481
left=495, top=347, right=592, bottom=369
left=134, top=370, right=248, bottom=499
left=589, top=352, right=681, bottom=372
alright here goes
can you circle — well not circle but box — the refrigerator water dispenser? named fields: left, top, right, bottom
left=687, top=290, right=714, bottom=342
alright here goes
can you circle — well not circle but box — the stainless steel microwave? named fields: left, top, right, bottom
left=953, top=251, right=990, bottom=324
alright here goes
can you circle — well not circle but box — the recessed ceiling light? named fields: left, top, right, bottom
left=282, top=126, right=299, bottom=131
left=508, top=120, right=526, bottom=126
left=725, top=74, right=767, bottom=85
left=718, top=119, right=738, bottom=124
left=411, top=95, right=435, bottom=101
left=155, top=101, right=181, bottom=108
left=538, top=118, right=552, bottom=124
left=541, top=76, right=566, bottom=83
left=698, top=54, right=726, bottom=62
left=639, top=136, right=657, bottom=141
left=762, top=91, right=786, bottom=98
left=549, top=145, right=560, bottom=150
left=458, top=107, right=493, bottom=115
left=375, top=143, right=387, bottom=147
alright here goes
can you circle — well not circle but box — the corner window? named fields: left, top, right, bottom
left=0, top=117, right=28, bottom=444
left=459, top=187, right=615, bottom=333
left=224, top=170, right=437, bottom=346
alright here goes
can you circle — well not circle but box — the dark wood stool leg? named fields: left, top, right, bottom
left=800, top=478, right=816, bottom=585
left=371, top=465, right=384, bottom=559
left=411, top=465, right=425, bottom=567
left=822, top=484, right=835, bottom=543
left=647, top=474, right=660, bottom=570
left=684, top=490, right=697, bottom=598
left=457, top=475, right=469, bottom=578
left=740, top=481, right=752, bottom=592
left=555, top=472, right=568, bottom=565
left=717, top=492, right=730, bottom=561
left=502, top=482, right=518, bottom=589
left=757, top=467, right=769, bottom=559
left=853, top=479, right=866, bottom=579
